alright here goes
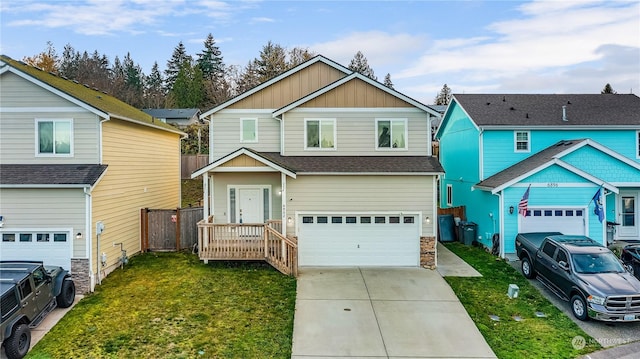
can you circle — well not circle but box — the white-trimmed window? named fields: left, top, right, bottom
left=36, top=119, right=73, bottom=156
left=446, top=184, right=453, bottom=206
left=514, top=131, right=530, bottom=152
left=305, top=119, right=335, bottom=150
left=636, top=130, right=640, bottom=158
left=240, top=118, right=257, bottom=143
left=376, top=119, right=407, bottom=150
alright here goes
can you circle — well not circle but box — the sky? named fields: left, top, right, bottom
left=1, top=0, right=639, bottom=104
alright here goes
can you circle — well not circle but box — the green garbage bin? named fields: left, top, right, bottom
left=459, top=222, right=477, bottom=245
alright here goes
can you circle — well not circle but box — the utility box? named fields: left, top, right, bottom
left=508, top=284, right=519, bottom=299
left=459, top=221, right=477, bottom=245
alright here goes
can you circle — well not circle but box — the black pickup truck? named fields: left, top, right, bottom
left=515, top=232, right=640, bottom=322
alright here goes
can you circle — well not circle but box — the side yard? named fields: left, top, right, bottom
left=26, top=252, right=296, bottom=358
left=443, top=243, right=601, bottom=358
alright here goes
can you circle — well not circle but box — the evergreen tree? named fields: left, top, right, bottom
left=165, top=41, right=192, bottom=91
left=601, top=83, right=617, bottom=94
left=59, top=43, right=80, bottom=79
left=145, top=62, right=165, bottom=108
left=383, top=73, right=394, bottom=89
left=168, top=62, right=205, bottom=108
left=255, top=41, right=287, bottom=82
left=434, top=84, right=452, bottom=105
left=197, top=33, right=224, bottom=82
left=288, top=47, right=315, bottom=68
left=348, top=51, right=376, bottom=80
left=236, top=60, right=261, bottom=93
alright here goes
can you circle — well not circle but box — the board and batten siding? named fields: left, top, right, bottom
left=285, top=175, right=436, bottom=237
left=227, top=62, right=347, bottom=110
left=210, top=113, right=280, bottom=160
left=282, top=110, right=430, bottom=156
left=0, top=188, right=87, bottom=257
left=0, top=72, right=100, bottom=164
left=299, top=78, right=413, bottom=108
left=211, top=172, right=282, bottom=224
left=91, top=119, right=181, bottom=275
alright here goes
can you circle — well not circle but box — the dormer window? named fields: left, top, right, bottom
left=514, top=131, right=530, bottom=152
left=36, top=119, right=73, bottom=156
left=241, top=118, right=257, bottom=143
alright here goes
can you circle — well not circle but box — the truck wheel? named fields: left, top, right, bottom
left=56, top=279, right=76, bottom=308
left=4, top=323, right=31, bottom=359
left=571, top=294, right=589, bottom=321
left=521, top=257, right=536, bottom=279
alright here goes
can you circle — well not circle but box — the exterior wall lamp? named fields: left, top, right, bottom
left=509, top=206, right=514, bottom=215
left=76, top=232, right=83, bottom=239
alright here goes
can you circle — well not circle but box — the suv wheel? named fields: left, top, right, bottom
left=571, top=294, right=589, bottom=321
left=521, top=257, right=535, bottom=279
left=56, top=279, right=76, bottom=308
left=4, top=323, right=31, bottom=359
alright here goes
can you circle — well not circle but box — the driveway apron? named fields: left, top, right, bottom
left=292, top=267, right=496, bottom=358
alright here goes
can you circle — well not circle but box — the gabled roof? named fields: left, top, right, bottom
left=0, top=55, right=184, bottom=136
left=0, top=164, right=107, bottom=187
left=192, top=148, right=444, bottom=178
left=475, top=139, right=640, bottom=194
left=272, top=72, right=441, bottom=117
left=451, top=94, right=640, bottom=127
left=200, top=55, right=351, bottom=117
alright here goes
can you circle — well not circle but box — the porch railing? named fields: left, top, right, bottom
left=197, top=219, right=297, bottom=276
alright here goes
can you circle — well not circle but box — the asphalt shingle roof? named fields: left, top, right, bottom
left=0, top=164, right=107, bottom=185
left=250, top=150, right=444, bottom=174
left=453, top=94, right=640, bottom=126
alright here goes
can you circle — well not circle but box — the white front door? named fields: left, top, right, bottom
left=618, top=192, right=638, bottom=238
left=238, top=188, right=262, bottom=224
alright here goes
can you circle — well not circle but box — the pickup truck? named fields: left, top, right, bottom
left=1, top=261, right=75, bottom=359
left=515, top=232, right=640, bottom=322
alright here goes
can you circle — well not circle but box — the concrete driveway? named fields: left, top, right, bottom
left=291, top=267, right=496, bottom=358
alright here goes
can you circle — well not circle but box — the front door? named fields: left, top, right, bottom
left=238, top=188, right=262, bottom=224
left=619, top=191, right=638, bottom=238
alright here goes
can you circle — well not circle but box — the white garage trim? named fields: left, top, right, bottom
left=296, top=211, right=421, bottom=267
left=519, top=207, right=587, bottom=236
left=0, top=227, right=73, bottom=271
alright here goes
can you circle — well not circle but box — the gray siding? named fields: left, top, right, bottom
left=282, top=109, right=430, bottom=156
left=210, top=111, right=281, bottom=160
left=0, top=188, right=87, bottom=257
left=211, top=172, right=282, bottom=224
left=0, top=72, right=100, bottom=164
left=285, top=175, right=436, bottom=236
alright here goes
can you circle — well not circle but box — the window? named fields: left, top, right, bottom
left=37, top=233, right=50, bottom=242
left=403, top=217, right=415, bottom=224
left=317, top=216, right=328, bottom=224
left=446, top=184, right=453, bottom=206
left=331, top=216, right=343, bottom=224
left=305, top=119, right=335, bottom=149
left=389, top=216, right=400, bottom=223
left=346, top=216, right=357, bottom=224
left=514, top=131, right=530, bottom=152
left=360, top=216, right=371, bottom=224
left=53, top=233, right=67, bottom=242
left=20, top=280, right=33, bottom=297
left=240, top=118, right=257, bottom=142
left=375, top=216, right=386, bottom=224
left=637, top=131, right=640, bottom=158
left=556, top=250, right=568, bottom=265
left=2, top=234, right=15, bottom=242
left=302, top=216, right=313, bottom=224
left=376, top=119, right=407, bottom=149
left=36, top=119, right=73, bottom=156
left=542, top=242, right=557, bottom=258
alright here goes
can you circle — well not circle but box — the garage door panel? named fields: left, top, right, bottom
left=0, top=231, right=72, bottom=270
left=298, top=214, right=419, bottom=266
left=520, top=208, right=585, bottom=235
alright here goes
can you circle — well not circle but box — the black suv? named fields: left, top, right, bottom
left=1, top=261, right=75, bottom=359
left=621, top=243, right=640, bottom=280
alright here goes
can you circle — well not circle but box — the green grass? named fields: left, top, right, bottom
left=181, top=179, right=203, bottom=208
left=443, top=243, right=601, bottom=359
left=27, top=252, right=297, bottom=359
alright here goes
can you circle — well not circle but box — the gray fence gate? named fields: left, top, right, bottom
left=141, top=207, right=203, bottom=251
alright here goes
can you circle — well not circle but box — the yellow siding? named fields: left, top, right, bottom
left=220, top=154, right=268, bottom=167
left=228, top=62, right=347, bottom=109
left=301, top=78, right=413, bottom=108
left=286, top=175, right=436, bottom=236
left=91, top=119, right=181, bottom=276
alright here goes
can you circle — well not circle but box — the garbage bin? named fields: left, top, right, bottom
left=459, top=221, right=477, bottom=246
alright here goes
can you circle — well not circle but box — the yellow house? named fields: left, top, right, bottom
left=0, top=55, right=185, bottom=293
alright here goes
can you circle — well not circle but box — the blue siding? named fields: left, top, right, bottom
left=525, top=165, right=589, bottom=183
left=562, top=146, right=640, bottom=183
left=483, top=130, right=639, bottom=178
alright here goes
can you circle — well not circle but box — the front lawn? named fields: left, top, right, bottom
left=28, top=252, right=297, bottom=358
left=443, top=243, right=600, bottom=358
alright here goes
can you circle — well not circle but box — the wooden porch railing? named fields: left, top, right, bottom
left=197, top=219, right=297, bottom=276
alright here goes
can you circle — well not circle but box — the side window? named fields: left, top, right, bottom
left=514, top=131, right=530, bottom=152
left=446, top=184, right=453, bottom=206
left=637, top=130, right=640, bottom=158
left=33, top=267, right=47, bottom=287
left=556, top=250, right=568, bottom=265
left=542, top=242, right=557, bottom=258
left=36, top=119, right=73, bottom=156
left=376, top=119, right=407, bottom=149
left=305, top=119, right=335, bottom=149
left=20, top=280, right=33, bottom=298
left=240, top=118, right=257, bottom=142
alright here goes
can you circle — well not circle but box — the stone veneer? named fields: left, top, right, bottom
left=71, top=258, right=91, bottom=294
left=420, top=236, right=436, bottom=269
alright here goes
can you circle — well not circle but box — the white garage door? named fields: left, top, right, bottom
left=519, top=208, right=586, bottom=235
left=0, top=230, right=72, bottom=270
left=298, top=214, right=420, bottom=266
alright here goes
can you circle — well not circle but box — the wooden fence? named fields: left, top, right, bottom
left=141, top=207, right=203, bottom=251
left=437, top=205, right=466, bottom=221
left=181, top=154, right=209, bottom=179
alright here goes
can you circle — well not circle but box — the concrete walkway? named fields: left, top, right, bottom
left=436, top=242, right=482, bottom=277
left=291, top=267, right=496, bottom=358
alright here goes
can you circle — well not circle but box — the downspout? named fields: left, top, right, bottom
left=494, top=190, right=505, bottom=259
left=84, top=186, right=94, bottom=291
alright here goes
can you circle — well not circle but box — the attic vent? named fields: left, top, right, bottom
left=526, top=113, right=529, bottom=118
left=48, top=71, right=56, bottom=76
left=486, top=102, right=491, bottom=105
left=83, top=84, right=90, bottom=88
left=510, top=107, right=515, bottom=110
left=502, top=96, right=506, bottom=102
left=562, top=105, right=568, bottom=121
left=73, top=80, right=79, bottom=84
left=61, top=75, right=68, bottom=80
left=567, top=100, right=571, bottom=104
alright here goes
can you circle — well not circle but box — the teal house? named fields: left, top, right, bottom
left=435, top=94, right=640, bottom=257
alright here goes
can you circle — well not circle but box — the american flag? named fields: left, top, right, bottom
left=518, top=185, right=531, bottom=217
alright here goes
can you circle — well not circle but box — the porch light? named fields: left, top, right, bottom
left=76, top=232, right=83, bottom=239
left=509, top=206, right=514, bottom=215
left=425, top=216, right=431, bottom=224
left=287, top=217, right=293, bottom=225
